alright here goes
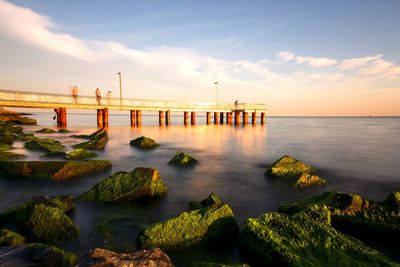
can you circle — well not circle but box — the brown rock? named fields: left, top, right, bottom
left=77, top=248, right=174, bottom=267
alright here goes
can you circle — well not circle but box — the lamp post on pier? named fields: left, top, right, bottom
left=117, top=72, right=122, bottom=106
left=214, top=81, right=219, bottom=109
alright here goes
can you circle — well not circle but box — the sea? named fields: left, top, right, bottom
left=1, top=110, right=399, bottom=266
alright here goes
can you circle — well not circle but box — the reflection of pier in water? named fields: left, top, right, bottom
left=0, top=89, right=266, bottom=127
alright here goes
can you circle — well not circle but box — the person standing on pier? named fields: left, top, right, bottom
left=71, top=86, right=78, bottom=104
left=95, top=88, right=101, bottom=105
left=107, top=90, right=112, bottom=105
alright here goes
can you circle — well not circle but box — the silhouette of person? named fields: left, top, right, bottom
left=71, top=86, right=78, bottom=104
left=234, top=100, right=238, bottom=110
left=107, top=91, right=112, bottom=105
left=95, top=88, right=101, bottom=105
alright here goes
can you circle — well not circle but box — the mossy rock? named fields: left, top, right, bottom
left=74, top=128, right=108, bottom=150
left=36, top=128, right=57, bottom=133
left=0, top=160, right=112, bottom=180
left=189, top=193, right=222, bottom=210
left=239, top=205, right=398, bottom=266
left=268, top=155, right=314, bottom=177
left=0, top=243, right=77, bottom=267
left=16, top=117, right=37, bottom=125
left=294, top=173, right=327, bottom=189
left=66, top=148, right=97, bottom=160
left=0, top=195, right=79, bottom=244
left=136, top=194, right=239, bottom=251
left=24, top=137, right=66, bottom=156
left=80, top=167, right=167, bottom=202
left=130, top=136, right=159, bottom=149
left=0, top=133, right=13, bottom=145
left=168, top=151, right=198, bottom=166
left=58, top=129, right=70, bottom=133
left=0, top=229, right=25, bottom=246
left=0, top=144, right=24, bottom=160
left=278, top=191, right=400, bottom=239
left=0, top=123, right=23, bottom=134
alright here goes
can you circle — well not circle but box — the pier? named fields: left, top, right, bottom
left=0, top=89, right=267, bottom=127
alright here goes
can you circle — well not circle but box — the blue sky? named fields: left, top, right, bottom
left=0, top=0, right=399, bottom=115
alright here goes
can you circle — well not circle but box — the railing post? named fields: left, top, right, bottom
left=130, top=110, right=136, bottom=127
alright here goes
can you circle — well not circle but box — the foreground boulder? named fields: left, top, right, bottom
left=0, top=243, right=76, bottom=267
left=81, top=167, right=167, bottom=202
left=0, top=144, right=24, bottom=160
left=66, top=148, right=97, bottom=160
left=190, top=263, right=250, bottom=267
left=267, top=155, right=327, bottom=188
left=168, top=151, right=198, bottom=166
left=136, top=194, right=239, bottom=251
left=0, top=160, right=111, bottom=180
left=74, top=128, right=108, bottom=150
left=0, top=108, right=37, bottom=125
left=239, top=205, right=398, bottom=266
left=76, top=247, right=173, bottom=267
left=0, top=195, right=79, bottom=244
left=0, top=229, right=25, bottom=246
left=130, top=136, right=159, bottom=149
left=24, top=137, right=66, bottom=157
left=278, top=191, right=400, bottom=238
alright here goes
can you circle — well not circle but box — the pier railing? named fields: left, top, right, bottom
left=0, top=89, right=266, bottom=112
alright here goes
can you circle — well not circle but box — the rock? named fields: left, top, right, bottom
left=278, top=191, right=400, bottom=238
left=0, top=195, right=79, bottom=244
left=188, top=193, right=222, bottom=210
left=0, top=160, right=112, bottom=180
left=80, top=167, right=167, bottom=202
left=136, top=194, right=239, bottom=251
left=190, top=263, right=250, bottom=267
left=0, top=243, right=77, bottom=267
left=16, top=117, right=37, bottom=125
left=239, top=205, right=398, bottom=266
left=0, top=229, right=25, bottom=246
left=66, top=148, right=97, bottom=160
left=130, top=136, right=159, bottom=149
left=58, top=129, right=70, bottom=133
left=267, top=155, right=327, bottom=188
left=76, top=247, right=173, bottom=267
left=74, top=128, right=108, bottom=150
left=24, top=137, right=66, bottom=157
left=36, top=128, right=57, bottom=133
left=0, top=108, right=37, bottom=125
left=168, top=151, right=198, bottom=166
left=0, top=133, right=13, bottom=145
left=0, top=144, right=24, bottom=160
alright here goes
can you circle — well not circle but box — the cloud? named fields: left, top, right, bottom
left=337, top=54, right=382, bottom=71
left=277, top=51, right=337, bottom=67
left=277, top=51, right=295, bottom=61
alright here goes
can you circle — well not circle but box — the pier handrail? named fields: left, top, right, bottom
left=0, top=89, right=266, bottom=112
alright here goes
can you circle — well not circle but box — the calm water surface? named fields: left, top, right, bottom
left=1, top=111, right=399, bottom=265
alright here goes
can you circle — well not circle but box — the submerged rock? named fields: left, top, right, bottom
left=168, top=151, right=198, bottom=166
left=80, top=167, right=167, bottom=202
left=0, top=229, right=25, bottom=246
left=188, top=193, right=222, bottom=210
left=0, top=133, right=13, bottom=145
left=130, top=136, right=159, bottom=149
left=0, top=160, right=112, bottom=180
left=24, top=137, right=66, bottom=157
left=278, top=191, right=400, bottom=238
left=136, top=194, right=239, bottom=251
left=66, top=148, right=97, bottom=160
left=36, top=128, right=57, bottom=133
left=0, top=195, right=79, bottom=244
left=239, top=205, right=398, bottom=266
left=76, top=247, right=173, bottom=267
left=58, top=129, right=70, bottom=133
left=0, top=243, right=77, bottom=267
left=0, top=144, right=24, bottom=161
left=15, top=117, right=37, bottom=125
left=74, top=128, right=108, bottom=150
left=267, top=155, right=327, bottom=188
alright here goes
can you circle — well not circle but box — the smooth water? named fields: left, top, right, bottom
left=1, top=111, right=400, bottom=265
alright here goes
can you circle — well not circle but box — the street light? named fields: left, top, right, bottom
left=117, top=72, right=122, bottom=106
left=214, top=81, right=219, bottom=109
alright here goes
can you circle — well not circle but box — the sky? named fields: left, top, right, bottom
left=0, top=0, right=399, bottom=116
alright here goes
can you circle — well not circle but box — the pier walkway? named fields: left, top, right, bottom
left=0, top=89, right=266, bottom=127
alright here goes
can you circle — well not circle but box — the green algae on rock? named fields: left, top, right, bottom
left=188, top=193, right=222, bottom=210
left=0, top=229, right=25, bottom=246
left=80, top=167, right=167, bottom=202
left=130, top=136, right=159, bottom=149
left=0, top=195, right=79, bottom=244
left=239, top=205, right=398, bottom=267
left=136, top=194, right=239, bottom=251
left=36, top=128, right=57, bottom=133
left=267, top=155, right=327, bottom=188
left=0, top=144, right=24, bottom=160
left=66, top=148, right=97, bottom=160
left=24, top=137, right=66, bottom=157
left=0, top=160, right=112, bottom=180
left=168, top=151, right=198, bottom=166
left=74, top=127, right=108, bottom=150
left=0, top=243, right=77, bottom=267
left=58, top=129, right=70, bottom=133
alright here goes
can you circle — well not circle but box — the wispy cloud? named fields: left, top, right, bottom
left=278, top=51, right=337, bottom=67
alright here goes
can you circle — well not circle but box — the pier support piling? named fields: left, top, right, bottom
left=191, top=112, right=196, bottom=125
left=227, top=112, right=232, bottom=124
left=159, top=111, right=164, bottom=125
left=243, top=112, right=248, bottom=125
left=252, top=112, right=256, bottom=125
left=220, top=112, right=224, bottom=124
left=57, top=108, right=67, bottom=127
left=234, top=112, right=240, bottom=125
left=130, top=110, right=136, bottom=127
left=214, top=112, right=219, bottom=125
left=103, top=108, right=109, bottom=126
left=206, top=112, right=211, bottom=124
left=261, top=112, right=266, bottom=125
left=165, top=110, right=170, bottom=125
left=97, top=109, right=103, bottom=127
left=183, top=111, right=189, bottom=125
left=136, top=110, right=142, bottom=126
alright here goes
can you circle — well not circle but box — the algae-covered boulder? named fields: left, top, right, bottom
left=0, top=243, right=77, bottom=267
left=24, top=137, right=66, bottom=157
left=0, top=133, right=13, bottom=145
left=188, top=193, right=222, bottom=210
left=16, top=117, right=37, bottom=125
left=136, top=194, right=239, bottom=251
left=130, top=136, right=159, bottom=149
left=0, top=195, right=79, bottom=244
left=267, top=155, right=327, bottom=188
left=239, top=205, right=398, bottom=266
left=80, top=167, right=167, bottom=202
left=168, top=151, right=198, bottom=166
left=76, top=247, right=173, bottom=267
left=0, top=229, right=25, bottom=246
left=0, top=160, right=112, bottom=180
left=0, top=144, right=24, bottom=160
left=58, top=129, right=70, bottom=133
left=74, top=128, right=108, bottom=150
left=278, top=191, right=400, bottom=238
left=66, top=148, right=97, bottom=160
left=36, top=128, right=57, bottom=133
